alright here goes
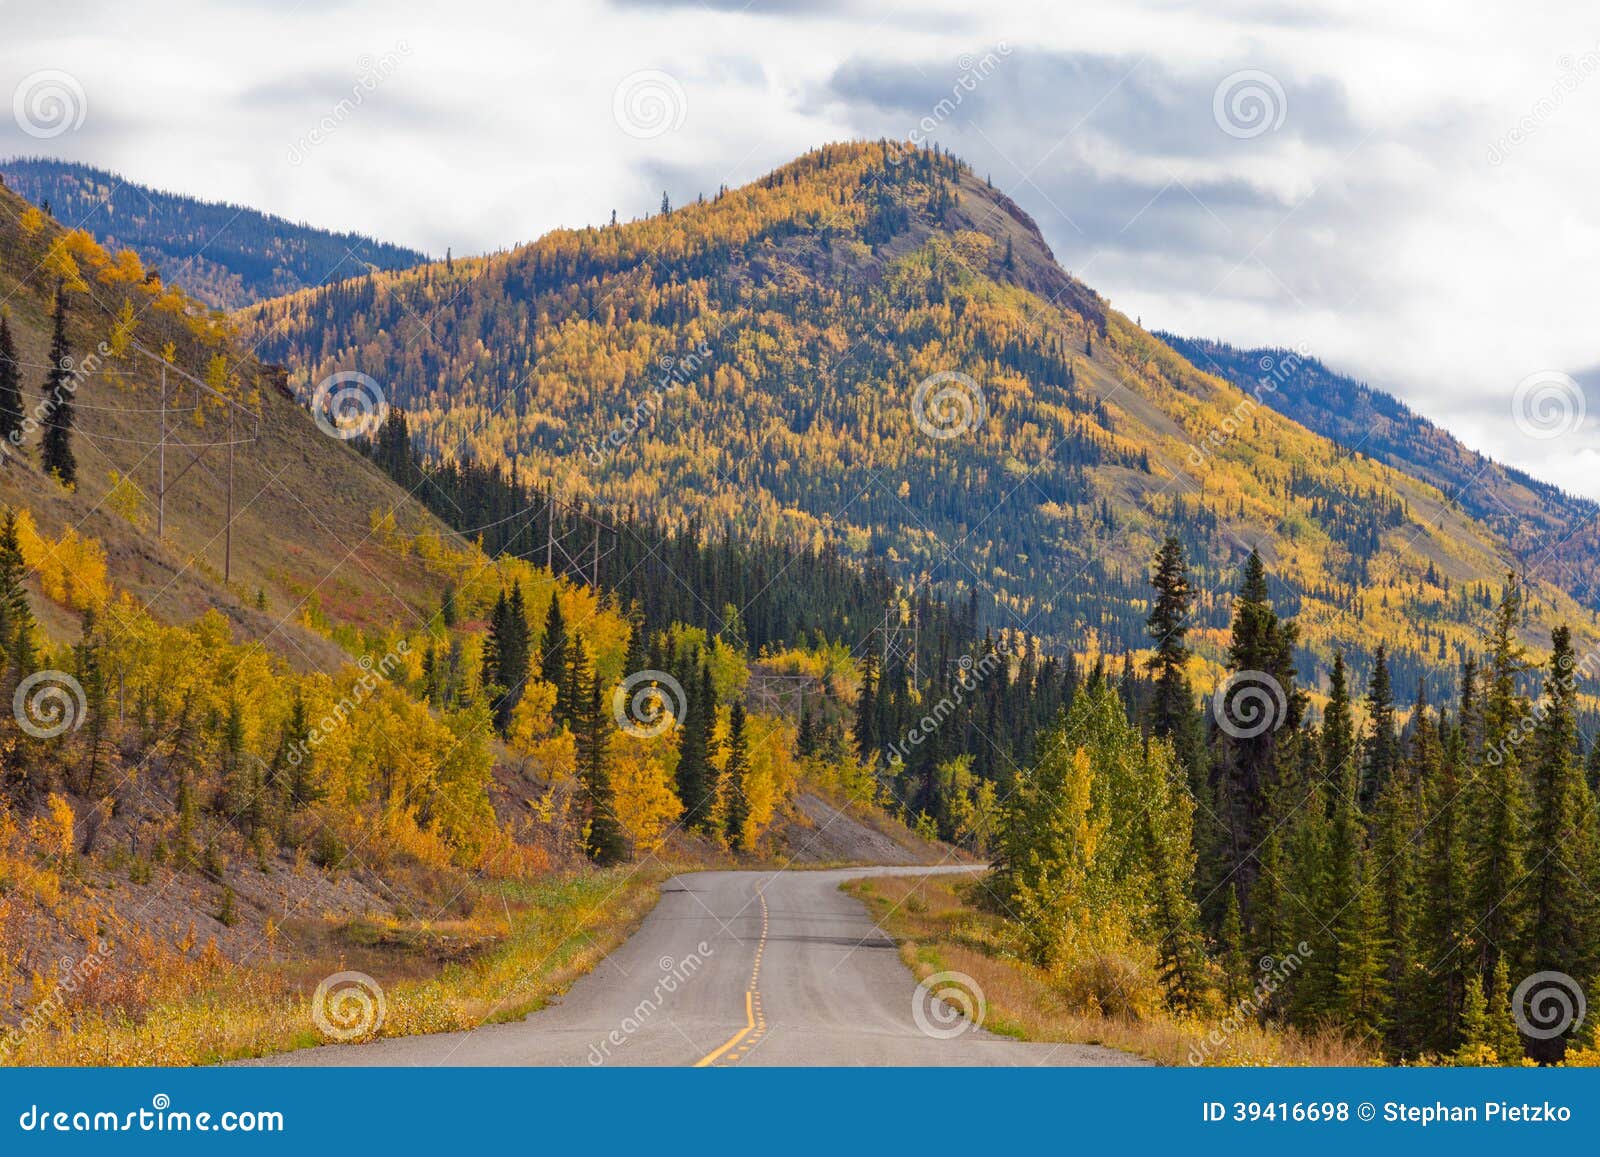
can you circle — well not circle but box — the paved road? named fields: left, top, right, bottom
left=255, top=866, right=1143, bottom=1067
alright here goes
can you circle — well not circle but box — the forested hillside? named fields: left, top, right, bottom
left=0, top=158, right=426, bottom=309
left=0, top=178, right=953, bottom=1062
left=247, top=141, right=1600, bottom=710
left=1162, top=334, right=1600, bottom=612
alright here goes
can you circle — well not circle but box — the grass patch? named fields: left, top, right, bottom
left=4, top=866, right=669, bottom=1066
left=845, top=872, right=1370, bottom=1067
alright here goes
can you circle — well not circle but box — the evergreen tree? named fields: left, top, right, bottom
left=1145, top=535, right=1202, bottom=780
left=539, top=591, right=568, bottom=703
left=1467, top=579, right=1528, bottom=974
left=675, top=659, right=718, bottom=831
left=1453, top=971, right=1492, bottom=1065
left=0, top=312, right=22, bottom=451
left=1416, top=696, right=1471, bottom=1055
left=1522, top=625, right=1597, bottom=1061
left=1359, top=644, right=1397, bottom=809
left=853, top=651, right=879, bottom=765
left=571, top=637, right=625, bottom=864
left=39, top=286, right=76, bottom=486
left=1211, top=548, right=1301, bottom=915
left=1321, top=652, right=1356, bottom=799
left=1485, top=957, right=1523, bottom=1064
left=72, top=609, right=109, bottom=797
left=723, top=700, right=751, bottom=850
left=796, top=704, right=818, bottom=758
left=1217, top=885, right=1249, bottom=1006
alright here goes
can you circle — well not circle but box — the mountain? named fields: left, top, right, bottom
left=1160, top=334, right=1600, bottom=612
left=0, top=158, right=426, bottom=310
left=245, top=141, right=1600, bottom=699
left=0, top=188, right=454, bottom=666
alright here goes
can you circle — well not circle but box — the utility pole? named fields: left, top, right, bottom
left=545, top=497, right=555, bottom=572
left=225, top=404, right=234, bottom=584
left=157, top=363, right=166, bottom=539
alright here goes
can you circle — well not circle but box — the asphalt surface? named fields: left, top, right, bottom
left=254, top=866, right=1144, bottom=1067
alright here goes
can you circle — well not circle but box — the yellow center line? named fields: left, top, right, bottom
left=693, top=888, right=769, bottom=1068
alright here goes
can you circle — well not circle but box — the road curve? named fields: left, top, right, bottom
left=253, top=866, right=1145, bottom=1067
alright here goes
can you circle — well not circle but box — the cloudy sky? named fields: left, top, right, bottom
left=5, top=0, right=1599, bottom=497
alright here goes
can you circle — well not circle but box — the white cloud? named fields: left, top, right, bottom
left=3, top=0, right=1596, bottom=497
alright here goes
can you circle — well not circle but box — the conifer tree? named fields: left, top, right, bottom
left=1454, top=971, right=1492, bottom=1065
left=1145, top=535, right=1203, bottom=781
left=1359, top=644, right=1397, bottom=810
left=1485, top=957, right=1523, bottom=1064
left=571, top=637, right=625, bottom=864
left=853, top=651, right=879, bottom=765
left=723, top=700, right=751, bottom=850
left=1142, top=741, right=1209, bottom=1013
left=1212, top=548, right=1301, bottom=914
left=1467, top=579, right=1528, bottom=973
left=0, top=312, right=22, bottom=451
left=1522, top=626, right=1597, bottom=1060
left=39, top=287, right=76, bottom=486
left=675, top=659, right=718, bottom=831
left=1217, top=885, right=1249, bottom=1006
left=1321, top=652, right=1356, bottom=799
left=1416, top=698, right=1471, bottom=1054
left=696, top=663, right=722, bottom=832
left=539, top=590, right=568, bottom=702
left=73, top=609, right=108, bottom=798
left=796, top=704, right=818, bottom=758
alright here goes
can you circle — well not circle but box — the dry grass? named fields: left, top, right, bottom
left=846, top=873, right=1373, bottom=1067
left=2, top=866, right=668, bottom=1066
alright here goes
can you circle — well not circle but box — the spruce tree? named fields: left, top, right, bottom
left=1485, top=957, right=1523, bottom=1064
left=723, top=700, right=751, bottom=850
left=1212, top=548, right=1301, bottom=915
left=1145, top=535, right=1203, bottom=782
left=695, top=663, right=722, bottom=833
left=853, top=650, right=879, bottom=765
left=1321, top=652, right=1356, bottom=799
left=1522, top=626, right=1597, bottom=1060
left=539, top=591, right=567, bottom=696
left=1467, top=579, right=1528, bottom=974
left=571, top=638, right=625, bottom=864
left=1359, top=644, right=1397, bottom=810
left=0, top=312, right=22, bottom=451
left=1417, top=697, right=1471, bottom=1054
left=73, top=609, right=108, bottom=798
left=675, top=659, right=717, bottom=831
left=796, top=705, right=818, bottom=758
left=39, top=287, right=76, bottom=486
